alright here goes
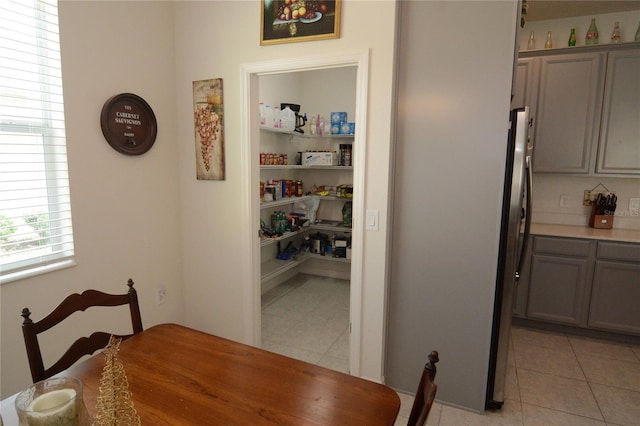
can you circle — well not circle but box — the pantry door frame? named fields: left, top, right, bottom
left=240, top=50, right=369, bottom=376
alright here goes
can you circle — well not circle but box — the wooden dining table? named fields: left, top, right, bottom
left=1, top=323, right=400, bottom=425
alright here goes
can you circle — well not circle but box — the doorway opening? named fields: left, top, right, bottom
left=241, top=51, right=369, bottom=375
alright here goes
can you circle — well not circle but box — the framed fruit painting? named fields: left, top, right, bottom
left=260, top=0, right=341, bottom=45
left=193, top=79, right=225, bottom=180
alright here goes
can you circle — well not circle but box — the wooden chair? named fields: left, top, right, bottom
left=407, top=350, right=439, bottom=426
left=21, top=278, right=143, bottom=383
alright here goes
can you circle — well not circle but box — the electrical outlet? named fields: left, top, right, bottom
left=559, top=194, right=569, bottom=207
left=630, top=198, right=640, bottom=214
left=156, top=285, right=166, bottom=305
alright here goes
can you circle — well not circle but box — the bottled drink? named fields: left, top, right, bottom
left=545, top=31, right=552, bottom=48
left=568, top=28, right=576, bottom=46
left=309, top=114, right=317, bottom=135
left=527, top=31, right=536, bottom=50
left=635, top=21, right=640, bottom=42
left=586, top=18, right=599, bottom=45
left=611, top=21, right=621, bottom=44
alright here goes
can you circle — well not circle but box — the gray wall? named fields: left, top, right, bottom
left=386, top=1, right=519, bottom=412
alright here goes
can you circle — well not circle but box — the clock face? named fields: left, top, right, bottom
left=100, top=93, right=157, bottom=155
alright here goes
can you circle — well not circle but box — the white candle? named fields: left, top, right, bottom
left=24, top=388, right=78, bottom=426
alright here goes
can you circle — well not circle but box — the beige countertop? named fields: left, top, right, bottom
left=530, top=223, right=640, bottom=244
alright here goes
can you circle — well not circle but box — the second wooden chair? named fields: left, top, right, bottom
left=407, top=350, right=439, bottom=426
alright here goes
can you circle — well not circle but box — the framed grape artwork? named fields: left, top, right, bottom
left=193, top=79, right=225, bottom=180
left=260, top=0, right=341, bottom=45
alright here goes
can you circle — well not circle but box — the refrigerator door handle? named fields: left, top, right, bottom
left=515, top=155, right=533, bottom=283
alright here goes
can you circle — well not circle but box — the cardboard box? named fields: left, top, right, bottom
left=302, top=152, right=338, bottom=166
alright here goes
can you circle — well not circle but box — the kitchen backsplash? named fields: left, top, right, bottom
left=532, top=174, right=640, bottom=231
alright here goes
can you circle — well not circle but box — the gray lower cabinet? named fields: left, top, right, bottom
left=588, top=242, right=640, bottom=334
left=518, top=236, right=640, bottom=336
left=527, top=254, right=591, bottom=325
left=526, top=236, right=593, bottom=325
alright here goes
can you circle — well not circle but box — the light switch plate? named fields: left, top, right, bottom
left=366, top=209, right=379, bottom=231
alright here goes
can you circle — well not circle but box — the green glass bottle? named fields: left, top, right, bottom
left=568, top=28, right=576, bottom=46
left=586, top=18, right=599, bottom=45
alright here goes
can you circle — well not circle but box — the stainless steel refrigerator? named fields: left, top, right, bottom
left=486, top=106, right=532, bottom=409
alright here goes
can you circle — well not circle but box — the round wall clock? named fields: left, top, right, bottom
left=100, top=93, right=157, bottom=155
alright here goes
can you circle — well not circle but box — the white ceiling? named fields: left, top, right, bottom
left=526, top=0, right=640, bottom=22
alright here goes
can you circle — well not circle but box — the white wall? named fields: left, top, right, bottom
left=0, top=1, right=184, bottom=397
left=172, top=0, right=397, bottom=383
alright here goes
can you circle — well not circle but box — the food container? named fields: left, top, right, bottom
left=331, top=112, right=347, bottom=125
left=302, top=152, right=338, bottom=166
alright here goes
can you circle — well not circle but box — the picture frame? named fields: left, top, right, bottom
left=193, top=79, right=225, bottom=180
left=260, top=0, right=341, bottom=46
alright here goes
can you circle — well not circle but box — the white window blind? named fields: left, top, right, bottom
left=1, top=0, right=75, bottom=283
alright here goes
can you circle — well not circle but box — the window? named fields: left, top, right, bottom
left=1, top=0, right=75, bottom=283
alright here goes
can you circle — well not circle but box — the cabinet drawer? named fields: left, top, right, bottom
left=597, top=242, right=640, bottom=262
left=533, top=236, right=592, bottom=257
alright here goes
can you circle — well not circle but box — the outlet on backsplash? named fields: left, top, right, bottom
left=559, top=194, right=569, bottom=207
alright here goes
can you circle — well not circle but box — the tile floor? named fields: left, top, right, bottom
left=262, top=275, right=640, bottom=426
left=261, top=274, right=350, bottom=373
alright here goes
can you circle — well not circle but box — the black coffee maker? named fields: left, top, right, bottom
left=281, top=103, right=307, bottom=133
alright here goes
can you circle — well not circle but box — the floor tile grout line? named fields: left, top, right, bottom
left=519, top=400, right=609, bottom=424
left=563, top=330, right=608, bottom=423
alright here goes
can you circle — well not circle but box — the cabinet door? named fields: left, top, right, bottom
left=512, top=58, right=539, bottom=110
left=526, top=254, right=590, bottom=325
left=533, top=52, right=605, bottom=173
left=588, top=260, right=640, bottom=335
left=596, top=49, right=640, bottom=175
left=512, top=58, right=538, bottom=149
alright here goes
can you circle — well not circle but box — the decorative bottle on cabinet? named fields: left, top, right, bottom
left=545, top=31, right=552, bottom=48
left=527, top=31, right=536, bottom=50
left=568, top=28, right=576, bottom=46
left=585, top=18, right=599, bottom=45
left=611, top=22, right=621, bottom=44
left=635, top=21, right=640, bottom=41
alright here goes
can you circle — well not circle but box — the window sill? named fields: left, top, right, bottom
left=0, top=259, right=77, bottom=285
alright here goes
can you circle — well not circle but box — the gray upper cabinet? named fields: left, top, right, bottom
left=512, top=58, right=539, bottom=111
left=512, top=58, right=538, bottom=148
left=533, top=52, right=606, bottom=173
left=596, top=48, right=640, bottom=174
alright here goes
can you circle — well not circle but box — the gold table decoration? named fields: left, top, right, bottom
left=92, top=336, right=140, bottom=426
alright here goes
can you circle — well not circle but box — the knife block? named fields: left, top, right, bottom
left=589, top=204, right=614, bottom=229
